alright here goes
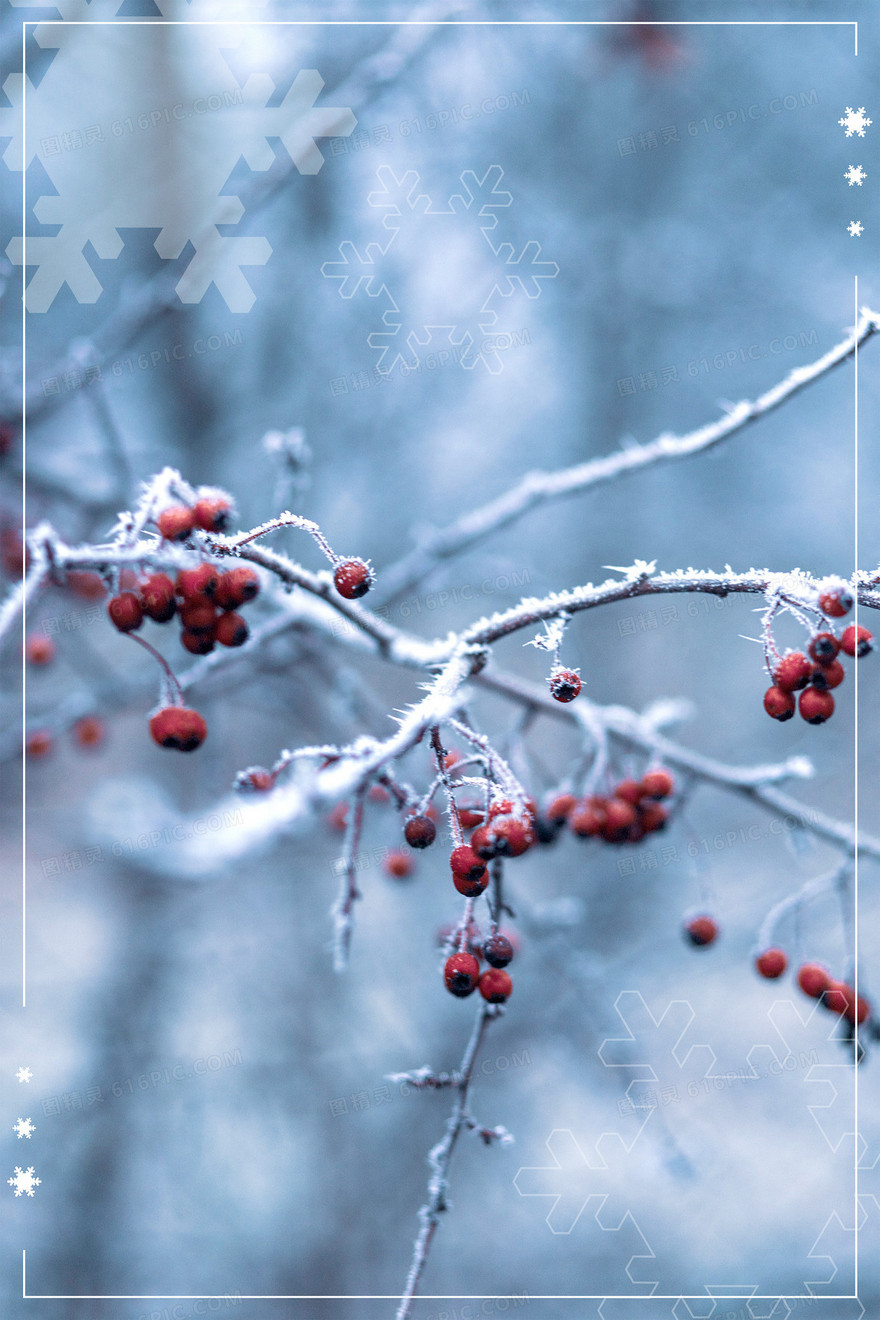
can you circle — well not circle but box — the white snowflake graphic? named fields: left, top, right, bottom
left=845, top=165, right=867, bottom=186
left=13, top=1118, right=35, bottom=1140
left=321, top=165, right=559, bottom=374
left=513, top=1129, right=656, bottom=1288
left=847, top=221, right=864, bottom=238
left=839, top=107, right=872, bottom=137
left=15, top=1067, right=32, bottom=1084
left=1, top=22, right=355, bottom=312
left=8, top=1166, right=40, bottom=1197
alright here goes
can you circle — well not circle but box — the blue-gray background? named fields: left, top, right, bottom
left=0, top=2, right=877, bottom=1317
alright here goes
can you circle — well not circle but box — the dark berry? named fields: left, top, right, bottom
left=176, top=564, right=218, bottom=600
left=193, top=496, right=232, bottom=533
left=549, top=668, right=581, bottom=703
left=140, top=574, right=177, bottom=622
left=215, top=611, right=249, bottom=647
left=483, top=934, right=514, bottom=968
left=809, top=659, right=844, bottom=690
left=808, top=632, right=840, bottom=664
left=215, top=567, right=260, bottom=610
left=404, top=815, right=436, bottom=849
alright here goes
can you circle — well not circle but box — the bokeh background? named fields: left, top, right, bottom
left=1, top=1, right=878, bottom=1317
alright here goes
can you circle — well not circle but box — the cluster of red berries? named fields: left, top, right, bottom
left=107, top=562, right=260, bottom=657
left=443, top=931, right=516, bottom=1004
left=764, top=590, right=873, bottom=726
left=155, top=494, right=233, bottom=542
left=544, top=768, right=674, bottom=846
left=795, top=961, right=871, bottom=1029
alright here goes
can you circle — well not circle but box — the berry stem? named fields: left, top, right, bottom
left=125, top=632, right=184, bottom=706
left=396, top=1001, right=497, bottom=1320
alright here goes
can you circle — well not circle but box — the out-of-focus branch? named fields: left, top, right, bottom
left=4, top=3, right=465, bottom=423
left=375, top=308, right=880, bottom=604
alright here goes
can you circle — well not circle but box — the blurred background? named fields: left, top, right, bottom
left=1, top=0, right=877, bottom=1316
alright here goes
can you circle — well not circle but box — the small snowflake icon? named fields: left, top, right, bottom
left=839, top=107, right=872, bottom=138
left=847, top=221, right=864, bottom=237
left=845, top=165, right=867, bottom=186
left=15, top=1067, right=32, bottom=1084
left=13, top=1118, right=35, bottom=1140
left=8, top=1166, right=40, bottom=1197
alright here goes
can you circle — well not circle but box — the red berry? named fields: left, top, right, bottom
left=180, top=629, right=215, bottom=655
left=327, top=801, right=348, bottom=832
left=685, top=915, right=718, bottom=947
left=149, top=706, right=207, bottom=752
left=545, top=793, right=577, bottom=823
left=65, top=570, right=106, bottom=599
left=26, top=729, right=53, bottom=758
left=639, top=802, right=668, bottom=833
left=842, top=989, right=870, bottom=1026
left=821, top=981, right=849, bottom=1015
left=549, top=668, right=581, bottom=703
left=641, top=769, right=674, bottom=799
left=483, top=934, right=514, bottom=968
left=763, top=686, right=795, bottom=721
left=444, top=952, right=480, bottom=997
left=239, top=768, right=275, bottom=791
left=180, top=600, right=218, bottom=634
left=755, top=948, right=787, bottom=979
left=615, top=779, right=645, bottom=806
left=772, top=652, right=812, bottom=692
left=798, top=688, right=834, bottom=724
left=193, top=496, right=232, bottom=533
left=107, top=592, right=143, bottom=633
left=157, top=505, right=196, bottom=541
left=819, top=588, right=853, bottom=618
left=458, top=805, right=485, bottom=830
left=176, top=564, right=218, bottom=600
left=479, top=968, right=513, bottom=1003
left=841, top=624, right=873, bottom=658
left=569, top=800, right=606, bottom=837
left=73, top=715, right=104, bottom=748
left=25, top=634, right=55, bottom=665
left=797, top=963, right=830, bottom=998
left=488, top=799, right=515, bottom=820
left=809, top=659, right=844, bottom=691
left=404, top=815, right=436, bottom=849
left=384, top=850, right=413, bottom=879
left=808, top=632, right=840, bottom=664
left=491, top=815, right=535, bottom=857
left=450, top=846, right=488, bottom=896
left=368, top=784, right=390, bottom=803
left=602, top=797, right=637, bottom=842
left=140, top=574, right=177, bottom=622
left=333, top=558, right=373, bottom=600
left=215, top=611, right=249, bottom=647
left=214, top=566, right=260, bottom=610
left=470, top=824, right=501, bottom=860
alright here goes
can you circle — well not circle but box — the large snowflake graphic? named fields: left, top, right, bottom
left=15, top=1067, right=32, bottom=1084
left=321, top=165, right=559, bottom=374
left=838, top=106, right=872, bottom=138
left=13, top=1118, right=35, bottom=1140
left=513, top=1128, right=656, bottom=1288
left=847, top=221, right=864, bottom=238
left=1, top=20, right=355, bottom=312
left=8, top=1166, right=40, bottom=1197
left=845, top=165, right=866, bottom=186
